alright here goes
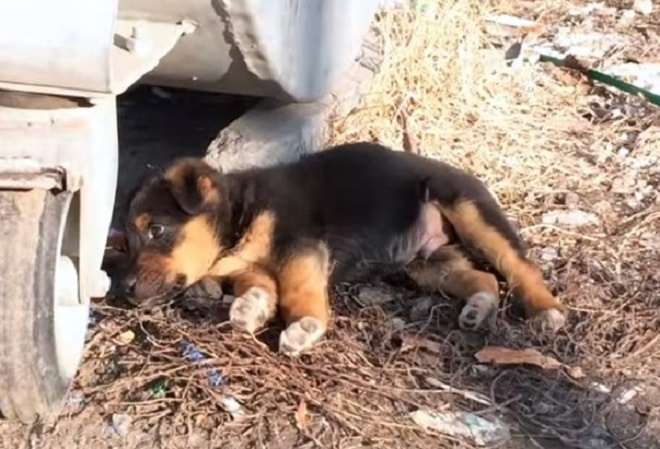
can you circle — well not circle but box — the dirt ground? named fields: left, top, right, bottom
left=2, top=1, right=660, bottom=448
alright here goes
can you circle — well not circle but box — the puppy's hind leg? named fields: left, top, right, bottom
left=276, top=240, right=331, bottom=357
left=435, top=197, right=566, bottom=333
left=406, top=245, right=500, bottom=330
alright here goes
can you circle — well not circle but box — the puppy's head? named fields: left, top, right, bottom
left=119, top=158, right=228, bottom=306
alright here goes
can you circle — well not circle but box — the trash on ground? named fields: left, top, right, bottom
left=116, top=330, right=135, bottom=346
left=410, top=409, right=511, bottom=446
left=149, top=379, right=168, bottom=398
left=67, top=391, right=85, bottom=406
left=632, top=0, right=653, bottom=15
left=181, top=341, right=246, bottom=420
left=540, top=247, right=559, bottom=262
left=105, top=413, right=132, bottom=438
left=475, top=346, right=563, bottom=370
left=221, top=396, right=246, bottom=421
left=542, top=209, right=599, bottom=227
left=591, top=382, right=612, bottom=394
left=618, top=385, right=644, bottom=404
left=182, top=341, right=226, bottom=388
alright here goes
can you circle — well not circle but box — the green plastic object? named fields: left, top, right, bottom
left=539, top=54, right=660, bottom=106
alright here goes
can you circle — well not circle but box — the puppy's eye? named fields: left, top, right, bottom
left=148, top=224, right=165, bottom=239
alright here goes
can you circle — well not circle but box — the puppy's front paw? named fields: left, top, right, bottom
left=229, top=287, right=273, bottom=334
left=279, top=317, right=326, bottom=357
left=459, top=291, right=498, bottom=330
left=531, top=308, right=566, bottom=334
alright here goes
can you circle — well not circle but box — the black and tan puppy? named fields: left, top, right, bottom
left=119, top=142, right=566, bottom=356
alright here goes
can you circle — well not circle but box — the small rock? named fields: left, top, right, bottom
left=409, top=296, right=434, bottom=321
left=542, top=210, right=599, bottom=227
left=633, top=0, right=653, bottom=15
left=391, top=317, right=406, bottom=330
left=540, top=247, right=559, bottom=262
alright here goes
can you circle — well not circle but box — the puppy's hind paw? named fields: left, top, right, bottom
left=531, top=308, right=566, bottom=334
left=459, top=291, right=498, bottom=330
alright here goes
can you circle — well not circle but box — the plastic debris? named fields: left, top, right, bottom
left=150, top=379, right=168, bottom=398
left=411, top=410, right=511, bottom=446
left=67, top=391, right=85, bottom=406
left=181, top=341, right=225, bottom=388
left=105, top=413, right=132, bottom=438
left=221, top=396, right=246, bottom=421
left=181, top=341, right=246, bottom=420
left=618, top=385, right=644, bottom=404
left=116, top=330, right=135, bottom=346
left=633, top=0, right=653, bottom=15
left=540, top=247, right=559, bottom=262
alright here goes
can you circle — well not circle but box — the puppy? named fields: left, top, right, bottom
left=119, top=142, right=566, bottom=356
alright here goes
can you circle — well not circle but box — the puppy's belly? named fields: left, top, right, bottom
left=326, top=203, right=449, bottom=283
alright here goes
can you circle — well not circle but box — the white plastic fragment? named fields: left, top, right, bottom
left=411, top=410, right=511, bottom=446
left=541, top=210, right=599, bottom=227
left=618, top=385, right=644, bottom=404
left=105, top=413, right=132, bottom=438
left=540, top=247, right=559, bottom=262
left=222, top=396, right=247, bottom=421
left=633, top=0, right=653, bottom=15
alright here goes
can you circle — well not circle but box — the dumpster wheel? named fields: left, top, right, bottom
left=0, top=188, right=89, bottom=423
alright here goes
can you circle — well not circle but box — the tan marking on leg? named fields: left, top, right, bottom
left=406, top=245, right=500, bottom=330
left=435, top=201, right=565, bottom=330
left=277, top=242, right=331, bottom=356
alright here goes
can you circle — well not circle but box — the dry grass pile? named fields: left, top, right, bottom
left=65, top=1, right=660, bottom=448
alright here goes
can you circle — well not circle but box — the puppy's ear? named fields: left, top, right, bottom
left=165, top=158, right=220, bottom=215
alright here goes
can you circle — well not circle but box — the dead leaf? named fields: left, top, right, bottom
left=116, top=330, right=135, bottom=346
left=567, top=366, right=586, bottom=379
left=475, top=346, right=563, bottom=370
left=401, top=335, right=443, bottom=354
left=295, top=400, right=308, bottom=429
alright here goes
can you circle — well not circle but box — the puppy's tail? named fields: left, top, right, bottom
left=423, top=172, right=563, bottom=317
